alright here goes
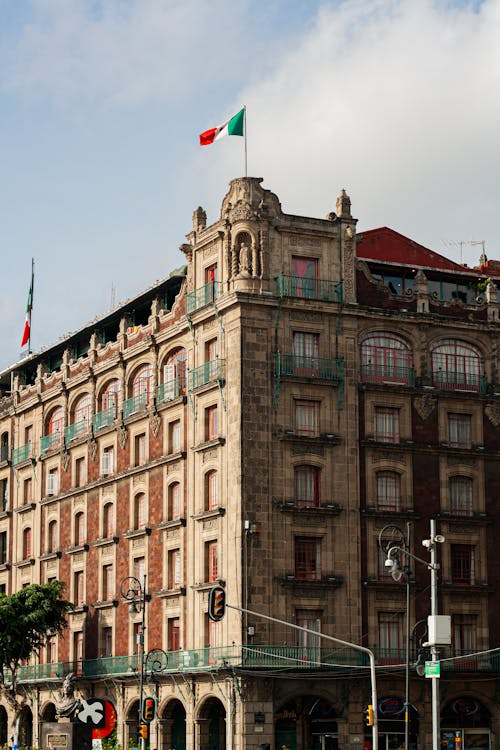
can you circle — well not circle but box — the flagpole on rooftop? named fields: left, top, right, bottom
left=244, top=105, right=247, bottom=178
left=29, top=258, right=34, bottom=355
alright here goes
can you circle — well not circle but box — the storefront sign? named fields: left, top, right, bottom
left=378, top=697, right=405, bottom=716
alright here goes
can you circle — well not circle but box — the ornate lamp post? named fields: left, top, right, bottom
left=120, top=574, right=147, bottom=750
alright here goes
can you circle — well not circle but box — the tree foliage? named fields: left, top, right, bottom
left=0, top=581, right=73, bottom=710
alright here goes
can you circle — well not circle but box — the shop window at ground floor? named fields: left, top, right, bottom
left=275, top=697, right=338, bottom=750
left=441, top=697, right=491, bottom=750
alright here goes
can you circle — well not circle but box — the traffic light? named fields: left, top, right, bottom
left=208, top=586, right=226, bottom=622
left=139, top=723, right=149, bottom=740
left=363, top=704, right=374, bottom=727
left=142, top=696, right=156, bottom=722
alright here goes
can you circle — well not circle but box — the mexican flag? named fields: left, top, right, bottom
left=199, top=108, right=245, bottom=146
left=21, top=270, right=33, bottom=348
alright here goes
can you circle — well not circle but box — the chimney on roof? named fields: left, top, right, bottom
left=336, top=189, right=352, bottom=219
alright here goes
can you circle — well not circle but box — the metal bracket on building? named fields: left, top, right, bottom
left=175, top=672, right=196, bottom=705
left=211, top=302, right=225, bottom=336
left=209, top=670, right=227, bottom=703
left=230, top=670, right=243, bottom=700
left=273, top=351, right=281, bottom=412
left=185, top=314, right=197, bottom=347
left=217, top=379, right=227, bottom=412
left=187, top=391, right=196, bottom=422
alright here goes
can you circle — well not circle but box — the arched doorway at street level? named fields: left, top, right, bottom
left=0, top=705, right=7, bottom=746
left=126, top=698, right=141, bottom=749
left=441, top=696, right=492, bottom=750
left=160, top=698, right=187, bottom=750
left=197, top=696, right=226, bottom=750
left=275, top=697, right=339, bottom=750
left=18, top=705, right=33, bottom=748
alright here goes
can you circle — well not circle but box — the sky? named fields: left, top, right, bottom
left=0, top=0, right=499, bottom=372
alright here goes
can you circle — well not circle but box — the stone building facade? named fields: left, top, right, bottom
left=0, top=178, right=499, bottom=750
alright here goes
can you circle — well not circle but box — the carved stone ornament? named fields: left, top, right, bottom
left=149, top=412, right=162, bottom=437
left=485, top=401, right=500, bottom=427
left=89, top=437, right=98, bottom=462
left=61, top=450, right=71, bottom=472
left=118, top=424, right=128, bottom=449
left=414, top=393, right=436, bottom=421
left=228, top=202, right=256, bottom=224
left=221, top=177, right=282, bottom=223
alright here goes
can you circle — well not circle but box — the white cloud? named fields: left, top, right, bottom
left=198, top=0, right=500, bottom=264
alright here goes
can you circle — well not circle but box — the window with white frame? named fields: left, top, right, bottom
left=294, top=400, right=320, bottom=437
left=431, top=340, right=482, bottom=392
left=374, top=406, right=400, bottom=443
left=449, top=476, right=473, bottom=516
left=376, top=471, right=401, bottom=511
left=294, top=465, right=320, bottom=508
left=360, top=333, right=413, bottom=385
left=168, top=549, right=181, bottom=589
left=447, top=413, right=472, bottom=448
left=101, top=446, right=115, bottom=476
left=168, top=482, right=182, bottom=520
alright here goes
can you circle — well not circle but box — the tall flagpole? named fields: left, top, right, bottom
left=29, top=258, right=34, bottom=355
left=244, top=105, right=247, bottom=178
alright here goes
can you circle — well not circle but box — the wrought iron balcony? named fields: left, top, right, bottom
left=11, top=442, right=33, bottom=466
left=92, top=406, right=117, bottom=432
left=360, top=364, right=415, bottom=387
left=64, top=420, right=89, bottom=443
left=40, top=432, right=62, bottom=455
left=156, top=376, right=185, bottom=405
left=188, top=359, right=225, bottom=391
left=276, top=274, right=343, bottom=303
left=275, top=353, right=344, bottom=382
left=431, top=371, right=487, bottom=394
left=186, top=282, right=222, bottom=314
left=123, top=392, right=148, bottom=419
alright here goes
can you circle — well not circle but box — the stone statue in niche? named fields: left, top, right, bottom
left=238, top=238, right=252, bottom=277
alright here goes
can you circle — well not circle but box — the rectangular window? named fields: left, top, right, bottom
left=448, top=413, right=472, bottom=448
left=293, top=332, right=319, bottom=376
left=294, top=537, right=321, bottom=580
left=102, top=564, right=113, bottom=601
left=75, top=456, right=87, bottom=487
left=169, top=420, right=181, bottom=453
left=296, top=610, right=321, bottom=663
left=74, top=571, right=84, bottom=606
left=208, top=616, right=219, bottom=649
left=134, top=557, right=145, bottom=583
left=378, top=612, right=403, bottom=663
left=294, top=466, right=320, bottom=508
left=168, top=617, right=180, bottom=652
left=46, top=636, right=56, bottom=665
left=374, top=407, right=400, bottom=443
left=291, top=256, right=318, bottom=298
left=207, top=472, right=218, bottom=510
left=205, top=337, right=218, bottom=362
left=102, top=627, right=113, bottom=658
left=205, top=264, right=219, bottom=301
left=23, top=477, right=33, bottom=505
left=101, top=446, right=115, bottom=476
left=24, top=425, right=33, bottom=448
left=294, top=400, right=320, bottom=437
left=205, top=405, right=218, bottom=441
left=168, top=483, right=181, bottom=520
left=134, top=433, right=147, bottom=466
left=376, top=472, right=401, bottom=512
left=450, top=477, right=473, bottom=516
left=73, top=631, right=84, bottom=665
left=168, top=549, right=181, bottom=589
left=46, top=468, right=59, bottom=497
left=451, top=544, right=475, bottom=585
left=0, top=531, right=7, bottom=565
left=206, top=541, right=218, bottom=582
left=133, top=622, right=143, bottom=655
left=452, top=614, right=477, bottom=654
left=0, top=478, right=8, bottom=511
left=23, top=528, right=32, bottom=559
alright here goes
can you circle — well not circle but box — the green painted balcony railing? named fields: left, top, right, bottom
left=17, top=646, right=500, bottom=684
left=432, top=371, right=487, bottom=394
left=186, top=282, right=222, bottom=314
left=40, top=431, right=62, bottom=455
left=188, top=359, right=225, bottom=391
left=93, top=406, right=117, bottom=432
left=11, top=442, right=32, bottom=466
left=156, top=377, right=185, bottom=405
left=64, top=420, right=88, bottom=443
left=360, top=364, right=415, bottom=387
left=275, top=353, right=344, bottom=382
left=276, top=274, right=343, bottom=303
left=123, top=392, right=148, bottom=419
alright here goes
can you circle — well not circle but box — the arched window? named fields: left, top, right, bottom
left=205, top=471, right=218, bottom=511
left=134, top=493, right=146, bottom=529
left=44, top=406, right=64, bottom=451
left=132, top=365, right=153, bottom=401
left=168, top=483, right=181, bottom=520
left=449, top=476, right=473, bottom=517
left=68, top=394, right=91, bottom=440
left=47, top=520, right=57, bottom=554
left=431, top=339, right=482, bottom=392
left=294, top=465, right=320, bottom=508
left=360, top=333, right=413, bottom=386
left=101, top=379, right=120, bottom=415
left=160, top=349, right=187, bottom=402
left=376, top=471, right=401, bottom=512
left=1, top=432, right=9, bottom=462
left=74, top=512, right=85, bottom=546
left=103, top=502, right=114, bottom=538
left=23, top=527, right=32, bottom=559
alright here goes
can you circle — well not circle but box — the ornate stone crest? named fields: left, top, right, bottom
left=414, top=393, right=436, bottom=421
left=149, top=412, right=162, bottom=437
left=485, top=401, right=500, bottom=427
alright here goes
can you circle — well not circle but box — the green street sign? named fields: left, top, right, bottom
left=425, top=660, right=440, bottom=678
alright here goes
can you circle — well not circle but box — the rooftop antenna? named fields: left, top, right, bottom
left=442, top=239, right=486, bottom=266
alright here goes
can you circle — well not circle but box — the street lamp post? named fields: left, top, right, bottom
left=120, top=574, right=147, bottom=750
left=381, top=520, right=446, bottom=750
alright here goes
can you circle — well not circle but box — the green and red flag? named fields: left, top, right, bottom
left=199, top=108, right=245, bottom=146
left=21, top=261, right=34, bottom=348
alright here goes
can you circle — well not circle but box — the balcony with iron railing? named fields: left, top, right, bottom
left=11, top=442, right=33, bottom=466
left=188, top=359, right=225, bottom=391
left=156, top=376, right=185, bottom=405
left=92, top=406, right=117, bottom=432
left=360, top=363, right=415, bottom=387
left=16, top=644, right=500, bottom=684
left=275, top=353, right=344, bottom=382
left=123, top=392, right=148, bottom=419
left=64, top=420, right=89, bottom=444
left=40, top=432, right=62, bottom=455
left=276, top=274, right=343, bottom=303
left=186, top=282, right=222, bottom=315
left=431, top=370, right=487, bottom=394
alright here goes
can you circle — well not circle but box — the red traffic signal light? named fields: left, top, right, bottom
left=139, top=723, right=149, bottom=740
left=142, top=696, right=156, bottom=722
left=208, top=586, right=226, bottom=622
